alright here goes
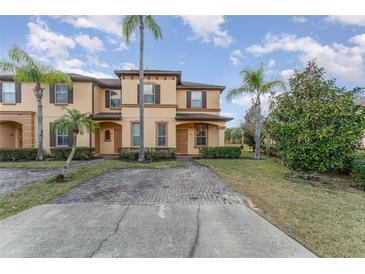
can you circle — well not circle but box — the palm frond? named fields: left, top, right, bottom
left=0, top=61, right=18, bottom=74
left=145, top=16, right=162, bottom=39
left=226, top=87, right=252, bottom=101
left=261, top=80, right=286, bottom=93
left=122, top=16, right=139, bottom=42
left=41, top=69, right=72, bottom=88
left=8, top=45, right=35, bottom=67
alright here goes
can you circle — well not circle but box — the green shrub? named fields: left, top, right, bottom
left=261, top=143, right=279, bottom=157
left=200, top=146, right=241, bottom=158
left=120, top=147, right=176, bottom=161
left=351, top=152, right=365, bottom=189
left=0, top=148, right=38, bottom=162
left=50, top=147, right=95, bottom=160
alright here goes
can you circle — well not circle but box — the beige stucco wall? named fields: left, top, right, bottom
left=122, top=75, right=177, bottom=105
left=121, top=107, right=176, bottom=148
left=176, top=121, right=225, bottom=154
left=176, top=89, right=221, bottom=111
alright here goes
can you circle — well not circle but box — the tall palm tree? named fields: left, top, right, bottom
left=227, top=65, right=284, bottom=160
left=122, top=16, right=162, bottom=162
left=0, top=45, right=72, bottom=160
left=53, top=108, right=98, bottom=181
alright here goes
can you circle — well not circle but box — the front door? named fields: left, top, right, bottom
left=176, top=129, right=188, bottom=154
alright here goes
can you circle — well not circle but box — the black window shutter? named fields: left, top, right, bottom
left=50, top=84, right=55, bottom=103
left=105, top=90, right=110, bottom=108
left=186, top=91, right=191, bottom=108
left=202, top=91, right=207, bottom=108
left=50, top=123, right=55, bottom=147
left=15, top=83, right=22, bottom=103
left=137, top=84, right=140, bottom=104
left=0, top=83, right=2, bottom=103
left=155, top=84, right=160, bottom=104
left=68, top=84, right=73, bottom=104
left=68, top=127, right=74, bottom=147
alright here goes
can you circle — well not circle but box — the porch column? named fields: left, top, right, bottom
left=218, top=126, right=225, bottom=146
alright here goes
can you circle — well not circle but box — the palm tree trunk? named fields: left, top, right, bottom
left=138, top=16, right=145, bottom=162
left=60, top=132, right=77, bottom=176
left=255, top=92, right=261, bottom=160
left=35, top=86, right=44, bottom=160
left=56, top=132, right=77, bottom=183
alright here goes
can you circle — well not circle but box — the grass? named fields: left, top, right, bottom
left=0, top=160, right=80, bottom=169
left=199, top=157, right=365, bottom=258
left=0, top=160, right=182, bottom=220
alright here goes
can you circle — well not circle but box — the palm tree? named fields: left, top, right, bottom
left=0, top=45, right=72, bottom=160
left=227, top=65, right=284, bottom=160
left=122, top=16, right=162, bottom=162
left=53, top=108, right=98, bottom=181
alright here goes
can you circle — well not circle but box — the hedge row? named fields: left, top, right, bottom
left=352, top=152, right=365, bottom=189
left=199, top=146, right=241, bottom=158
left=50, top=147, right=95, bottom=160
left=0, top=148, right=38, bottom=162
left=120, top=147, right=176, bottom=161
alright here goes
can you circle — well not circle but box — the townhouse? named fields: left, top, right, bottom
left=0, top=70, right=232, bottom=155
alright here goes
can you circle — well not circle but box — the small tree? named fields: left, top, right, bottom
left=226, top=65, right=284, bottom=159
left=0, top=45, right=72, bottom=160
left=53, top=108, right=99, bottom=182
left=266, top=60, right=365, bottom=177
left=241, top=103, right=265, bottom=152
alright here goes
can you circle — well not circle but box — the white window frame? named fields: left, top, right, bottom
left=55, top=83, right=69, bottom=104
left=2, top=82, right=16, bottom=104
left=132, top=123, right=141, bottom=147
left=144, top=84, right=155, bottom=104
left=56, top=128, right=68, bottom=147
left=196, top=124, right=207, bottom=146
left=157, top=123, right=167, bottom=147
left=191, top=91, right=203, bottom=108
left=110, top=89, right=121, bottom=108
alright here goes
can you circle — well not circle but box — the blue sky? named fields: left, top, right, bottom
left=1, top=15, right=365, bottom=127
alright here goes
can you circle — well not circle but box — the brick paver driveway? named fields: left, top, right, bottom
left=53, top=161, right=245, bottom=205
left=0, top=160, right=316, bottom=258
left=0, top=160, right=101, bottom=197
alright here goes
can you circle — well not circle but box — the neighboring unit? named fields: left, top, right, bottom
left=0, top=70, right=231, bottom=155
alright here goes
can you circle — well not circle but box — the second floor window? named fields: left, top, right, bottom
left=2, top=82, right=16, bottom=103
left=56, top=128, right=68, bottom=147
left=132, top=123, right=140, bottom=147
left=144, top=84, right=155, bottom=104
left=55, top=83, right=68, bottom=104
left=191, top=91, right=203, bottom=108
left=110, top=90, right=121, bottom=108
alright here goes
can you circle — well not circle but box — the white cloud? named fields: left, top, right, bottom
left=180, top=16, right=233, bottom=47
left=113, top=41, right=129, bottom=52
left=291, top=16, right=307, bottom=24
left=27, top=19, right=75, bottom=59
left=54, top=16, right=124, bottom=38
left=267, top=58, right=276, bottom=69
left=121, top=62, right=136, bottom=70
left=281, top=69, right=295, bottom=81
left=220, top=112, right=234, bottom=117
left=325, top=16, right=365, bottom=27
left=230, top=49, right=243, bottom=65
left=26, top=18, right=111, bottom=78
left=75, top=34, right=104, bottom=54
left=247, top=32, right=365, bottom=82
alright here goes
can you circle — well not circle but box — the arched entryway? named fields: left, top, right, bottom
left=0, top=121, right=23, bottom=148
left=95, top=122, right=122, bottom=155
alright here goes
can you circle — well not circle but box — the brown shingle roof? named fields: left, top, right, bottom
left=177, top=81, right=225, bottom=91
left=176, top=113, right=232, bottom=122
left=0, top=73, right=121, bottom=89
left=92, top=112, right=122, bottom=120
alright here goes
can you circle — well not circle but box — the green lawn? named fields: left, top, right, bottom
left=199, top=158, right=365, bottom=258
left=0, top=160, right=182, bottom=220
left=0, top=160, right=80, bottom=169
